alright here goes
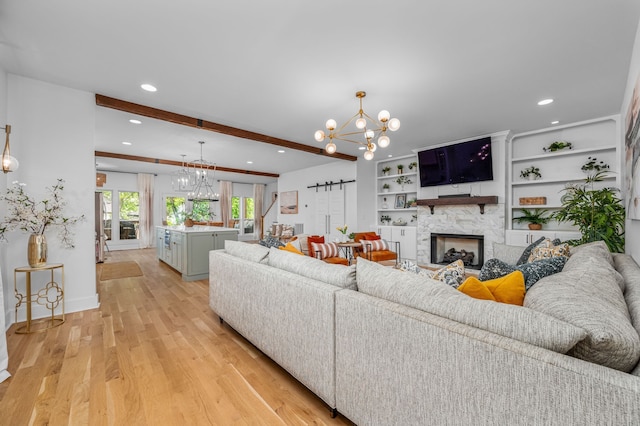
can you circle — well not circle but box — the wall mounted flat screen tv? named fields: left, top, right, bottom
left=417, top=137, right=493, bottom=187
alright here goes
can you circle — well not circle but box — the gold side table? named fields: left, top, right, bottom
left=14, top=263, right=65, bottom=334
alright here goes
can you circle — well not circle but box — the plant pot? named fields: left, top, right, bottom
left=184, top=218, right=194, bottom=228
left=28, top=234, right=47, bottom=268
left=528, top=223, right=542, bottom=230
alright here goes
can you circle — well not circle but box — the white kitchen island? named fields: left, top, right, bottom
left=156, top=225, right=238, bottom=281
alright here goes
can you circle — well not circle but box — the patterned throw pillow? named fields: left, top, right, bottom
left=397, top=260, right=435, bottom=278
left=527, top=243, right=571, bottom=262
left=259, top=235, right=284, bottom=248
left=432, top=260, right=465, bottom=288
left=311, top=242, right=340, bottom=259
left=516, top=236, right=546, bottom=265
left=479, top=257, right=567, bottom=291
left=361, top=239, right=389, bottom=253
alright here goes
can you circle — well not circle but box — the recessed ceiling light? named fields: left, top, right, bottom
left=122, top=141, right=132, bottom=146
left=141, top=83, right=157, bottom=92
left=277, top=150, right=285, bottom=153
left=551, top=120, right=560, bottom=125
left=246, top=160, right=253, bottom=164
left=537, top=98, right=554, bottom=106
left=129, top=119, right=141, bottom=124
left=387, top=154, right=393, bottom=158
left=358, top=146, right=366, bottom=150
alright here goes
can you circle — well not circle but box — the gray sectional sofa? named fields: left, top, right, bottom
left=209, top=240, right=640, bottom=425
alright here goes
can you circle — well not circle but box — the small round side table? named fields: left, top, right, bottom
left=14, top=263, right=65, bottom=334
left=337, top=241, right=362, bottom=265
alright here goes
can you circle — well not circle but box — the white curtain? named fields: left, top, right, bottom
left=137, top=173, right=154, bottom=248
left=219, top=181, right=233, bottom=228
left=253, top=184, right=265, bottom=238
left=0, top=265, right=10, bottom=383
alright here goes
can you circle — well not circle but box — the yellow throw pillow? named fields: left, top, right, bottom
left=279, top=242, right=304, bottom=255
left=458, top=271, right=526, bottom=306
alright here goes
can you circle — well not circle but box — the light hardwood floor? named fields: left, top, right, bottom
left=0, top=249, right=354, bottom=425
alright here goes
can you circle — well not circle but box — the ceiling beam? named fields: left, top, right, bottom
left=95, top=94, right=358, bottom=162
left=95, top=151, right=280, bottom=178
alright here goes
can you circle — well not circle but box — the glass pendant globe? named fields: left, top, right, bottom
left=325, top=119, right=337, bottom=130
left=325, top=142, right=337, bottom=154
left=314, top=130, right=325, bottom=142
left=378, top=135, right=390, bottom=148
left=355, top=117, right=367, bottom=129
left=378, top=110, right=390, bottom=122
left=369, top=142, right=377, bottom=152
left=388, top=118, right=401, bottom=131
left=363, top=150, right=374, bottom=160
left=1, top=155, right=19, bottom=173
left=365, top=129, right=375, bottom=140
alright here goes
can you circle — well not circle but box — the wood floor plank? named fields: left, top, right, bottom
left=0, top=248, right=354, bottom=425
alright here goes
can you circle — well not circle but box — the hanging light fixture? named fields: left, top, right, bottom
left=187, top=141, right=220, bottom=202
left=314, top=91, right=400, bottom=160
left=171, top=154, right=191, bottom=192
left=2, top=124, right=19, bottom=173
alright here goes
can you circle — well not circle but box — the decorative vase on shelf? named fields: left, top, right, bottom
left=28, top=234, right=47, bottom=268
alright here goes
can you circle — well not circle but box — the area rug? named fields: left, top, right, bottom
left=100, top=261, right=143, bottom=281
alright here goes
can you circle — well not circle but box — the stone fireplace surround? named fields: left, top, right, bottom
left=416, top=202, right=505, bottom=269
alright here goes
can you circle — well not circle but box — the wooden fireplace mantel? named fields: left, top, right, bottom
left=416, top=196, right=499, bottom=215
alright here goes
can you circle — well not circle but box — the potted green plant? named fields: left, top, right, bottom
left=512, top=208, right=551, bottom=230
left=552, top=171, right=624, bottom=252
left=382, top=183, right=390, bottom=192
left=408, top=161, right=418, bottom=171
left=520, top=166, right=541, bottom=180
left=396, top=175, right=412, bottom=190
left=581, top=156, right=610, bottom=173
left=382, top=166, right=391, bottom=176
left=397, top=164, right=404, bottom=174
left=543, top=141, right=573, bottom=152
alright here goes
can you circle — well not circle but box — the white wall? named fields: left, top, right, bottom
left=0, top=66, right=9, bottom=327
left=277, top=160, right=357, bottom=235
left=4, top=75, right=99, bottom=323
left=622, top=15, right=640, bottom=262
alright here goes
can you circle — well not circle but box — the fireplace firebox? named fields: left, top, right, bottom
left=430, top=233, right=484, bottom=270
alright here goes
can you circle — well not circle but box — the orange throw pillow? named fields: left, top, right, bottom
left=307, top=235, right=325, bottom=258
left=279, top=242, right=303, bottom=255
left=364, top=234, right=381, bottom=240
left=458, top=271, right=526, bottom=306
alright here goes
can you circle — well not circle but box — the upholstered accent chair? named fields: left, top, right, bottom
left=307, top=235, right=349, bottom=266
left=354, top=232, right=400, bottom=265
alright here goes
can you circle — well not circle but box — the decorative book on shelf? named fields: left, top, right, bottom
left=519, top=197, right=546, bottom=205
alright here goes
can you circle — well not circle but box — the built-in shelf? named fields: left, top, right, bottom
left=417, top=196, right=499, bottom=215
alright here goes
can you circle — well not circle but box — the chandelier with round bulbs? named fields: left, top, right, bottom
left=314, top=91, right=400, bottom=160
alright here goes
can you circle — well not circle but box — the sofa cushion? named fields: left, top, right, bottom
left=224, top=240, right=270, bottom=263
left=492, top=242, right=525, bottom=265
left=524, top=245, right=640, bottom=372
left=458, top=271, right=526, bottom=305
left=432, top=260, right=465, bottom=288
left=613, top=253, right=640, bottom=375
left=356, top=259, right=586, bottom=353
left=480, top=257, right=567, bottom=291
left=268, top=247, right=356, bottom=289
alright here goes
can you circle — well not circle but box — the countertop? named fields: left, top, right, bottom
left=156, top=225, right=239, bottom=233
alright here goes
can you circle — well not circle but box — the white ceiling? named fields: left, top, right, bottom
left=1, top=1, right=639, bottom=184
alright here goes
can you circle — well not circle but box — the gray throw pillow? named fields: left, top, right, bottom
left=480, top=257, right=567, bottom=290
left=516, top=236, right=546, bottom=265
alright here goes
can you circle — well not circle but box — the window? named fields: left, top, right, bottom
left=102, top=190, right=112, bottom=241
left=119, top=191, right=139, bottom=240
left=232, top=196, right=254, bottom=235
left=166, top=196, right=186, bottom=226
left=192, top=200, right=214, bottom=222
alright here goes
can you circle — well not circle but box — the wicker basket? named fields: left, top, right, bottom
left=519, top=197, right=547, bottom=205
